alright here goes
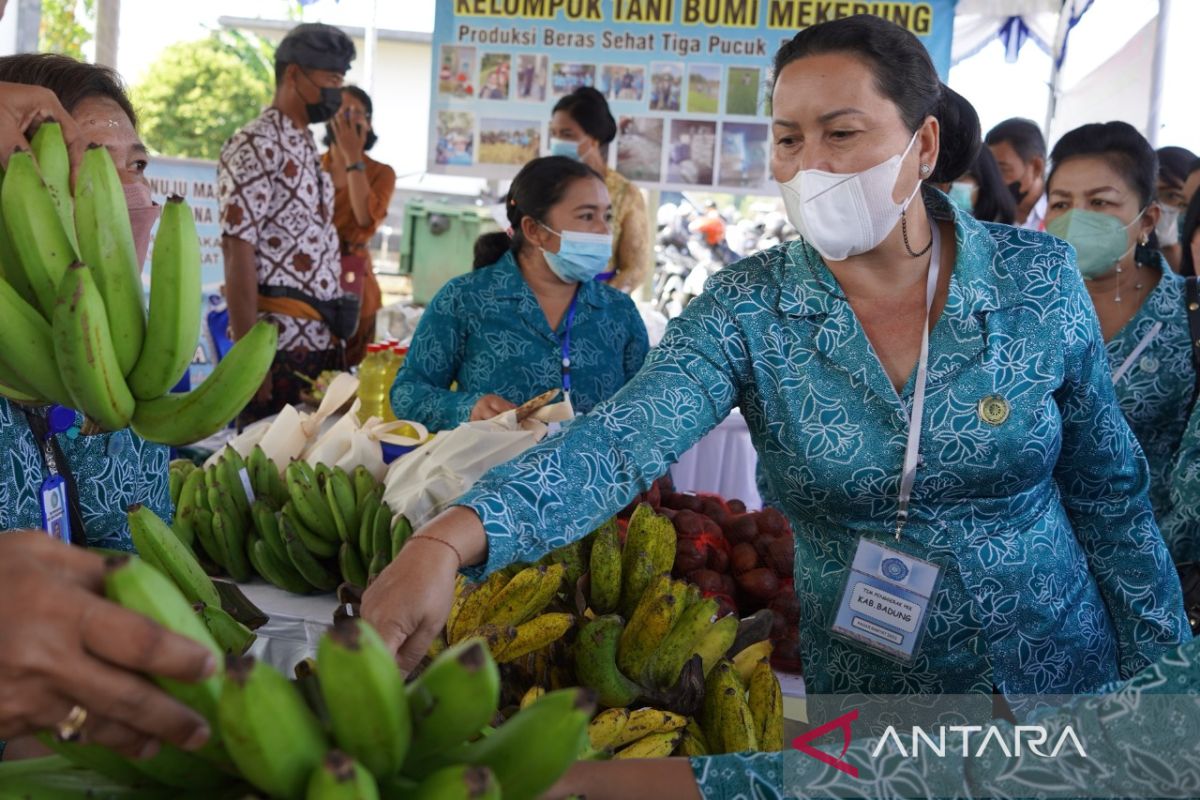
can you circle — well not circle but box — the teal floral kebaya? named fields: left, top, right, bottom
left=458, top=191, right=1189, bottom=704
left=389, top=251, right=649, bottom=431
left=0, top=399, right=170, bottom=551
left=1104, top=257, right=1200, bottom=562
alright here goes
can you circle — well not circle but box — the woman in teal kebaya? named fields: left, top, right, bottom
left=364, top=16, right=1190, bottom=800
left=389, top=156, right=648, bottom=430
left=1044, top=122, right=1200, bottom=563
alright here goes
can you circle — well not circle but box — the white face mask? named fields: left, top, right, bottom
left=778, top=130, right=922, bottom=261
left=1156, top=203, right=1181, bottom=248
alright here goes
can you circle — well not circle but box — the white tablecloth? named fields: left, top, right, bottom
left=670, top=409, right=762, bottom=509
left=240, top=581, right=338, bottom=674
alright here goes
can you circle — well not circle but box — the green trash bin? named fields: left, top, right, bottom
left=398, top=199, right=498, bottom=306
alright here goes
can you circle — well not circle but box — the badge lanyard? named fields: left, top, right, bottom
left=1111, top=321, right=1163, bottom=385
left=894, top=223, right=942, bottom=541
left=558, top=290, right=580, bottom=408
left=22, top=406, right=85, bottom=546
left=829, top=223, right=944, bottom=663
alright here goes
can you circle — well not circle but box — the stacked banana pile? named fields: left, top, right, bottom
left=0, top=123, right=276, bottom=444
left=173, top=446, right=411, bottom=592
left=436, top=504, right=785, bottom=759
left=19, top=551, right=594, bottom=799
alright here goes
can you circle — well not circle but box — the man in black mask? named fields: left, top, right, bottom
left=218, top=23, right=357, bottom=421
left=985, top=117, right=1047, bottom=231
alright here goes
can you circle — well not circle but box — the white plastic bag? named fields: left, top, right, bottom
left=218, top=373, right=360, bottom=470
left=382, top=401, right=572, bottom=530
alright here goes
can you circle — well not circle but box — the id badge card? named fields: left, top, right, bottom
left=40, top=474, right=72, bottom=544
left=830, top=538, right=942, bottom=663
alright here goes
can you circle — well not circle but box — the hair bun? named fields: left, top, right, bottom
left=929, top=84, right=981, bottom=184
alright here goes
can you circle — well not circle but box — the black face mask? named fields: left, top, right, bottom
left=298, top=69, right=342, bottom=124
left=1007, top=180, right=1029, bottom=204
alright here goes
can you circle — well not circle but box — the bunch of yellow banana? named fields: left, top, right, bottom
left=443, top=561, right=573, bottom=664
left=42, top=552, right=595, bottom=798
left=0, top=123, right=276, bottom=443
left=175, top=446, right=412, bottom=594
left=699, top=658, right=784, bottom=755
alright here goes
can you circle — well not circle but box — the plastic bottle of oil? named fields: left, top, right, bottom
left=357, top=344, right=384, bottom=423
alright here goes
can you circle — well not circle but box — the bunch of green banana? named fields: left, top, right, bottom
left=0, top=128, right=275, bottom=442
left=169, top=458, right=199, bottom=509
left=127, top=503, right=219, bottom=608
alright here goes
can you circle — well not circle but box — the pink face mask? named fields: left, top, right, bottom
left=123, top=182, right=161, bottom=267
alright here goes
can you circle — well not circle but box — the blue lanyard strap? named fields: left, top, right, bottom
left=559, top=290, right=580, bottom=396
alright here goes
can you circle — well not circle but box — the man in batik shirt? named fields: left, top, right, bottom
left=218, top=22, right=355, bottom=421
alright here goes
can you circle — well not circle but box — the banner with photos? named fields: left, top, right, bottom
left=429, top=0, right=957, bottom=192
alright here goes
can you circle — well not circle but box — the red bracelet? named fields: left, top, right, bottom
left=410, top=535, right=463, bottom=568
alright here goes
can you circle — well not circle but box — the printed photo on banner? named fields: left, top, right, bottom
left=649, top=62, right=682, bottom=112
left=719, top=122, right=770, bottom=189
left=551, top=62, right=596, bottom=97
left=478, top=118, right=541, bottom=165
left=438, top=45, right=476, bottom=98
left=667, top=119, right=717, bottom=186
left=479, top=53, right=511, bottom=101
left=616, top=116, right=663, bottom=182
left=435, top=110, right=474, bottom=166
left=601, top=65, right=645, bottom=102
left=686, top=64, right=722, bottom=114
left=726, top=67, right=762, bottom=116
left=515, top=54, right=548, bottom=102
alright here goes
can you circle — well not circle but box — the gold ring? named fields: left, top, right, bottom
left=54, top=704, right=88, bottom=742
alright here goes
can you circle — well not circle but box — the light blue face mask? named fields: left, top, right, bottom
left=549, top=138, right=582, bottom=161
left=539, top=222, right=613, bottom=283
left=1046, top=208, right=1143, bottom=279
left=948, top=181, right=974, bottom=215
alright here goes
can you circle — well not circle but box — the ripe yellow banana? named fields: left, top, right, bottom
left=483, top=562, right=565, bottom=629
left=619, top=503, right=676, bottom=618
left=586, top=707, right=630, bottom=751
left=519, top=684, right=546, bottom=710
left=74, top=143, right=145, bottom=375
left=219, top=656, right=328, bottom=800
left=733, top=640, right=774, bottom=684
left=317, top=619, right=411, bottom=778
left=647, top=595, right=719, bottom=689
left=127, top=195, right=200, bottom=398
left=588, top=519, right=623, bottom=615
left=618, top=576, right=689, bottom=683
left=449, top=570, right=509, bottom=643
left=703, top=660, right=758, bottom=755
left=693, top=613, right=739, bottom=677
left=0, top=274, right=71, bottom=405
left=497, top=612, right=574, bottom=663
left=130, top=319, right=277, bottom=446
left=679, top=718, right=710, bottom=756
left=613, top=730, right=683, bottom=760
left=53, top=262, right=135, bottom=431
left=609, top=707, right=688, bottom=749
left=749, top=660, right=784, bottom=752
left=29, top=121, right=78, bottom=256
left=1, top=150, right=76, bottom=317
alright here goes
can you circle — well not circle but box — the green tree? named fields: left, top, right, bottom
left=39, top=0, right=95, bottom=59
left=132, top=33, right=276, bottom=161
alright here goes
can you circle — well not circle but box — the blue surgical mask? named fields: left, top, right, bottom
left=549, top=138, right=581, bottom=160
left=1047, top=208, right=1143, bottom=279
left=539, top=222, right=613, bottom=283
left=948, top=181, right=974, bottom=215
